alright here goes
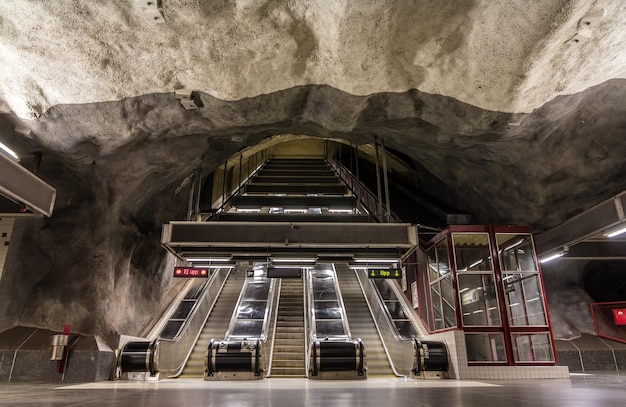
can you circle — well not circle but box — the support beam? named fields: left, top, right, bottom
left=0, top=152, right=56, bottom=217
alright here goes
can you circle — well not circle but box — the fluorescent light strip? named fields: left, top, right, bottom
left=354, top=259, right=398, bottom=263
left=186, top=257, right=230, bottom=262
left=271, top=265, right=306, bottom=269
left=540, top=252, right=564, bottom=263
left=271, top=258, right=316, bottom=263
left=0, top=141, right=19, bottom=161
left=606, top=226, right=626, bottom=238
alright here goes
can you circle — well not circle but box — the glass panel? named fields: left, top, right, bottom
left=236, top=301, right=267, bottom=319
left=436, top=240, right=450, bottom=276
left=503, top=273, right=548, bottom=326
left=374, top=280, right=395, bottom=300
left=315, top=320, right=345, bottom=337
left=452, top=233, right=493, bottom=272
left=245, top=283, right=270, bottom=300
left=384, top=301, right=407, bottom=319
left=314, top=301, right=342, bottom=319
left=170, top=301, right=195, bottom=319
left=441, top=274, right=456, bottom=328
left=465, top=333, right=507, bottom=362
left=430, top=283, right=444, bottom=330
left=312, top=278, right=337, bottom=300
left=458, top=274, right=501, bottom=326
left=160, top=321, right=184, bottom=340
left=394, top=320, right=418, bottom=338
left=232, top=320, right=264, bottom=337
left=512, top=333, right=554, bottom=362
left=497, top=234, right=538, bottom=272
left=427, top=247, right=439, bottom=282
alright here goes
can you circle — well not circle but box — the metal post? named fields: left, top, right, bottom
left=238, top=154, right=243, bottom=194
left=355, top=144, right=360, bottom=185
left=349, top=143, right=354, bottom=175
left=194, top=166, right=202, bottom=221
left=380, top=137, right=392, bottom=223
left=187, top=170, right=195, bottom=221
left=221, top=161, right=227, bottom=209
left=32, top=152, right=42, bottom=175
left=374, top=138, right=383, bottom=219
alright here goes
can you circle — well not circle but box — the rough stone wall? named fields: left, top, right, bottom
left=0, top=82, right=624, bottom=344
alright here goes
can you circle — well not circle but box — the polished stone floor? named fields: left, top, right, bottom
left=1, top=373, right=626, bottom=406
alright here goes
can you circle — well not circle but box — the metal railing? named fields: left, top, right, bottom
left=328, top=159, right=402, bottom=223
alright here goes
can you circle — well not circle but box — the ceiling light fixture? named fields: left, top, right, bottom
left=354, top=259, right=398, bottom=263
left=186, top=257, right=230, bottom=262
left=0, top=141, right=19, bottom=161
left=271, top=258, right=316, bottom=263
left=540, top=252, right=564, bottom=264
left=540, top=246, right=568, bottom=264
left=605, top=225, right=626, bottom=238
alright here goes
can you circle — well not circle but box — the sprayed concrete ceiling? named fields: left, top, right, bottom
left=0, top=0, right=623, bottom=230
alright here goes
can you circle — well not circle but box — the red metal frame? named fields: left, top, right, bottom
left=419, top=225, right=557, bottom=366
left=590, top=301, right=626, bottom=344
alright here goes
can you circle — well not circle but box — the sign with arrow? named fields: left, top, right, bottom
left=367, top=268, right=402, bottom=279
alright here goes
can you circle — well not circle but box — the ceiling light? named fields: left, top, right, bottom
left=186, top=257, right=230, bottom=262
left=540, top=252, right=564, bottom=264
left=605, top=225, right=626, bottom=238
left=0, top=141, right=19, bottom=161
left=271, top=257, right=316, bottom=263
left=354, top=259, right=398, bottom=263
left=540, top=246, right=568, bottom=264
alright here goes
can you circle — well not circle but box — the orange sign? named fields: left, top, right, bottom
left=173, top=267, right=209, bottom=278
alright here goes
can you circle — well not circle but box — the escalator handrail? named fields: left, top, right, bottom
left=224, top=276, right=276, bottom=342
left=306, top=264, right=353, bottom=341
left=354, top=268, right=418, bottom=376
left=159, top=276, right=214, bottom=343
left=157, top=268, right=231, bottom=377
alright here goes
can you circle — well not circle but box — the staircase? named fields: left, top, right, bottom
left=270, top=278, right=306, bottom=377
left=178, top=270, right=246, bottom=378
left=336, top=266, right=395, bottom=377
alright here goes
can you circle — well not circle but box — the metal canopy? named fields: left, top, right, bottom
left=0, top=152, right=56, bottom=217
left=161, top=221, right=418, bottom=261
left=535, top=191, right=626, bottom=260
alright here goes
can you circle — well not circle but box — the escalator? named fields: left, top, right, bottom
left=335, top=264, right=394, bottom=377
left=270, top=277, right=306, bottom=377
left=178, top=269, right=246, bottom=377
left=306, top=264, right=366, bottom=379
left=204, top=266, right=278, bottom=380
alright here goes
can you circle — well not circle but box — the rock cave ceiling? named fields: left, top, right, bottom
left=1, top=0, right=626, bottom=231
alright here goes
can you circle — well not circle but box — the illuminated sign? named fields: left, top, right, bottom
left=173, top=267, right=209, bottom=278
left=367, top=269, right=402, bottom=279
left=613, top=308, right=626, bottom=325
